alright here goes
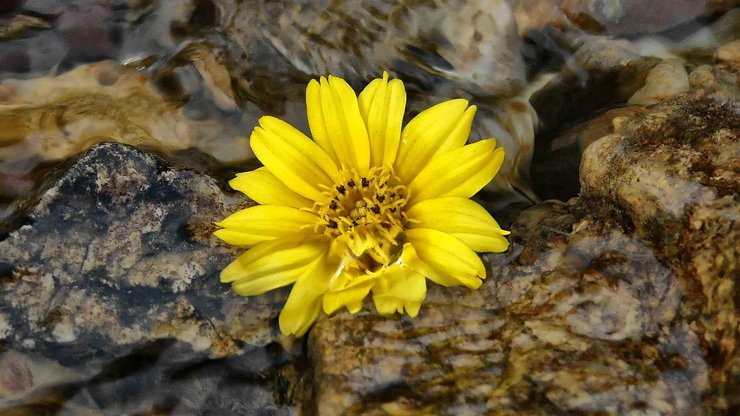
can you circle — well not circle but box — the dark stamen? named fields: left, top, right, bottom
left=370, top=205, right=380, bottom=214
left=329, top=200, right=338, bottom=210
left=337, top=185, right=346, bottom=195
left=347, top=179, right=356, bottom=188
left=327, top=220, right=338, bottom=229
left=377, top=195, right=385, bottom=202
left=361, top=177, right=369, bottom=187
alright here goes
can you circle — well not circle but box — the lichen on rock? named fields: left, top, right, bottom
left=0, top=143, right=296, bottom=413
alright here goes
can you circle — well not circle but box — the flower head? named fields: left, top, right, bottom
left=215, top=73, right=509, bottom=336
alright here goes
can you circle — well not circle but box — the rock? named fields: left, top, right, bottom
left=510, top=0, right=573, bottom=35
left=530, top=29, right=739, bottom=200
left=688, top=64, right=740, bottom=101
left=532, top=106, right=645, bottom=200
left=0, top=143, right=296, bottom=413
left=628, top=60, right=690, bottom=106
left=673, top=7, right=740, bottom=59
left=559, top=0, right=734, bottom=35
left=0, top=29, right=68, bottom=73
left=302, top=197, right=713, bottom=414
left=221, top=0, right=526, bottom=96
left=508, top=0, right=737, bottom=36
left=529, top=37, right=659, bottom=199
left=0, top=14, right=49, bottom=40
left=716, top=39, right=740, bottom=65
left=581, top=92, right=739, bottom=412
left=0, top=61, right=252, bottom=198
left=531, top=37, right=659, bottom=133
left=301, top=86, right=738, bottom=416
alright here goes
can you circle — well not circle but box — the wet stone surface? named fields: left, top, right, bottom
left=220, top=0, right=526, bottom=97
left=300, top=92, right=738, bottom=415
left=0, top=1, right=737, bottom=415
left=581, top=92, right=739, bottom=412
left=0, top=143, right=296, bottom=414
left=302, top=199, right=707, bottom=415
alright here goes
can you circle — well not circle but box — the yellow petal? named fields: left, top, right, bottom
left=220, top=236, right=328, bottom=296
left=229, top=167, right=313, bottom=209
left=407, top=139, right=504, bottom=203
left=403, top=229, right=486, bottom=289
left=394, top=99, right=476, bottom=183
left=279, top=255, right=338, bottom=336
left=214, top=205, right=319, bottom=248
left=372, top=266, right=426, bottom=317
left=251, top=116, right=340, bottom=201
left=306, top=76, right=370, bottom=171
left=322, top=273, right=377, bottom=315
left=358, top=72, right=407, bottom=167
left=406, top=197, right=510, bottom=253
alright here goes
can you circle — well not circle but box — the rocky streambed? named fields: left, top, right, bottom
left=0, top=0, right=738, bottom=415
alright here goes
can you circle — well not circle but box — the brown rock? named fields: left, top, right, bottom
left=222, top=0, right=526, bottom=96
left=581, top=92, right=739, bottom=411
left=301, top=86, right=738, bottom=416
left=302, top=198, right=712, bottom=414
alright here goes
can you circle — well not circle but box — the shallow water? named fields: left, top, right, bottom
left=0, top=0, right=737, bottom=414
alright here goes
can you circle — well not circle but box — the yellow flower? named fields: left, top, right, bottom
left=215, top=73, right=509, bottom=336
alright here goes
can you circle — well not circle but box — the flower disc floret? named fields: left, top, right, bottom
left=214, top=72, right=510, bottom=336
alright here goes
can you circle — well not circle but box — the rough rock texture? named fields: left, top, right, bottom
left=303, top=199, right=708, bottom=415
left=0, top=143, right=296, bottom=414
left=581, top=92, right=739, bottom=411
left=530, top=33, right=740, bottom=200
left=300, top=92, right=738, bottom=415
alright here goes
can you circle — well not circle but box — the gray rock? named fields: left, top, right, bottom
left=0, top=143, right=296, bottom=414
left=558, top=0, right=735, bottom=35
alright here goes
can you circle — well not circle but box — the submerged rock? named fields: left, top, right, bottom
left=0, top=61, right=252, bottom=203
left=220, top=0, right=526, bottom=97
left=562, top=0, right=731, bottom=34
left=0, top=143, right=295, bottom=414
left=302, top=197, right=706, bottom=414
left=581, top=92, right=739, bottom=411
left=301, top=91, right=738, bottom=415
left=529, top=37, right=659, bottom=199
left=628, top=60, right=690, bottom=105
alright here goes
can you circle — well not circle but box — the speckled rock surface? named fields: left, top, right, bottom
left=581, top=92, right=739, bottom=412
left=300, top=92, right=738, bottom=415
left=0, top=143, right=295, bottom=414
left=302, top=198, right=716, bottom=415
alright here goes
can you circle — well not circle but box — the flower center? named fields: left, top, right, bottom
left=314, top=167, right=408, bottom=268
